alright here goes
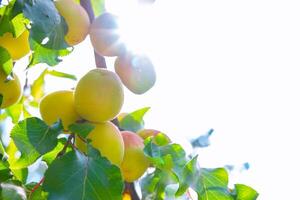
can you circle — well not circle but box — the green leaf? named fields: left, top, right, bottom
left=47, top=69, right=77, bottom=80
left=11, top=168, right=28, bottom=184
left=0, top=161, right=12, bottom=182
left=43, top=148, right=124, bottom=200
left=68, top=122, right=95, bottom=138
left=8, top=117, right=62, bottom=169
left=90, top=0, right=105, bottom=17
left=23, top=0, right=68, bottom=50
left=42, top=138, right=70, bottom=165
left=5, top=103, right=23, bottom=123
left=0, top=46, right=13, bottom=76
left=0, top=139, right=5, bottom=156
left=234, top=184, right=258, bottom=200
left=0, top=182, right=26, bottom=200
left=30, top=69, right=47, bottom=101
left=28, top=38, right=72, bottom=67
left=194, top=168, right=230, bottom=199
left=0, top=0, right=26, bottom=37
left=119, top=107, right=150, bottom=132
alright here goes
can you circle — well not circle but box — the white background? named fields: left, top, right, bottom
left=12, top=0, right=300, bottom=199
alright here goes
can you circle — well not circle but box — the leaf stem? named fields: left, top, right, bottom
left=56, top=134, right=74, bottom=158
left=124, top=182, right=140, bottom=200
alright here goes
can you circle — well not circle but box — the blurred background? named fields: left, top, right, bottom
left=3, top=0, right=300, bottom=199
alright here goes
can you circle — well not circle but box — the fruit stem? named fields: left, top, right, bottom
left=56, top=134, right=74, bottom=158
left=124, top=182, right=140, bottom=200
left=80, top=0, right=107, bottom=68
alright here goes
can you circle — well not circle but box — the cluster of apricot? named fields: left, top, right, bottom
left=38, top=69, right=165, bottom=182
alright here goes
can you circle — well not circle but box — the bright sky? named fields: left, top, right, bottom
left=11, top=0, right=300, bottom=199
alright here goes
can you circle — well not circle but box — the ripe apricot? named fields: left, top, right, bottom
left=39, top=90, right=80, bottom=129
left=120, top=131, right=150, bottom=182
left=0, top=70, right=22, bottom=109
left=115, top=53, right=156, bottom=94
left=74, top=69, right=124, bottom=122
left=55, top=0, right=90, bottom=46
left=0, top=30, right=30, bottom=60
left=76, top=121, right=124, bottom=166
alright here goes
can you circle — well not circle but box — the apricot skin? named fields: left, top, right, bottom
left=89, top=13, right=126, bottom=57
left=74, top=69, right=124, bottom=123
left=0, top=30, right=30, bottom=60
left=120, top=131, right=150, bottom=182
left=39, top=90, right=80, bottom=129
left=76, top=121, right=124, bottom=166
left=0, top=70, right=22, bottom=109
left=55, top=0, right=90, bottom=46
left=115, top=54, right=156, bottom=94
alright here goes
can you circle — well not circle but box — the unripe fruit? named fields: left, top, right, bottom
left=137, top=129, right=171, bottom=144
left=55, top=0, right=90, bottom=46
left=115, top=53, right=156, bottom=94
left=120, top=131, right=150, bottom=182
left=76, top=121, right=124, bottom=166
left=0, top=70, right=22, bottom=109
left=39, top=90, right=80, bottom=129
left=0, top=30, right=30, bottom=60
left=89, top=13, right=126, bottom=57
left=74, top=69, right=124, bottom=122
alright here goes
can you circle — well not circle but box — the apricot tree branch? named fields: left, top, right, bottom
left=80, top=0, right=107, bottom=68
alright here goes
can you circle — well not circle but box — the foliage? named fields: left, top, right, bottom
left=0, top=0, right=258, bottom=199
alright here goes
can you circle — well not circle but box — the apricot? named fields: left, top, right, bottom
left=120, top=131, right=150, bottom=182
left=0, top=30, right=30, bottom=60
left=76, top=121, right=124, bottom=166
left=115, top=53, right=156, bottom=94
left=55, top=0, right=90, bottom=46
left=39, top=90, right=80, bottom=129
left=89, top=13, right=126, bottom=56
left=137, top=129, right=171, bottom=142
left=74, top=69, right=124, bottom=122
left=0, top=70, right=22, bottom=109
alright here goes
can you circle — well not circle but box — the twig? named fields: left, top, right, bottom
left=80, top=0, right=107, bottom=68
left=56, top=134, right=74, bottom=158
left=29, top=177, right=45, bottom=198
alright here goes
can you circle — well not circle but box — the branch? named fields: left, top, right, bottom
left=80, top=0, right=107, bottom=68
left=29, top=177, right=45, bottom=198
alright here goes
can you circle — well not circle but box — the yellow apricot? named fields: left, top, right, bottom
left=76, top=121, right=124, bottom=166
left=0, top=70, right=22, bottom=109
left=120, top=131, right=150, bottom=182
left=115, top=53, right=156, bottom=94
left=89, top=13, right=126, bottom=57
left=55, top=0, right=90, bottom=46
left=74, top=69, right=124, bottom=122
left=0, top=30, right=30, bottom=60
left=39, top=90, right=80, bottom=129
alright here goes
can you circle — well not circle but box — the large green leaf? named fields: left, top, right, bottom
left=28, top=37, right=72, bottom=67
left=234, top=184, right=258, bottom=200
left=8, top=117, right=62, bottom=169
left=23, top=0, right=68, bottom=50
left=0, top=46, right=13, bottom=76
left=119, top=107, right=150, bottom=132
left=43, top=147, right=124, bottom=200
